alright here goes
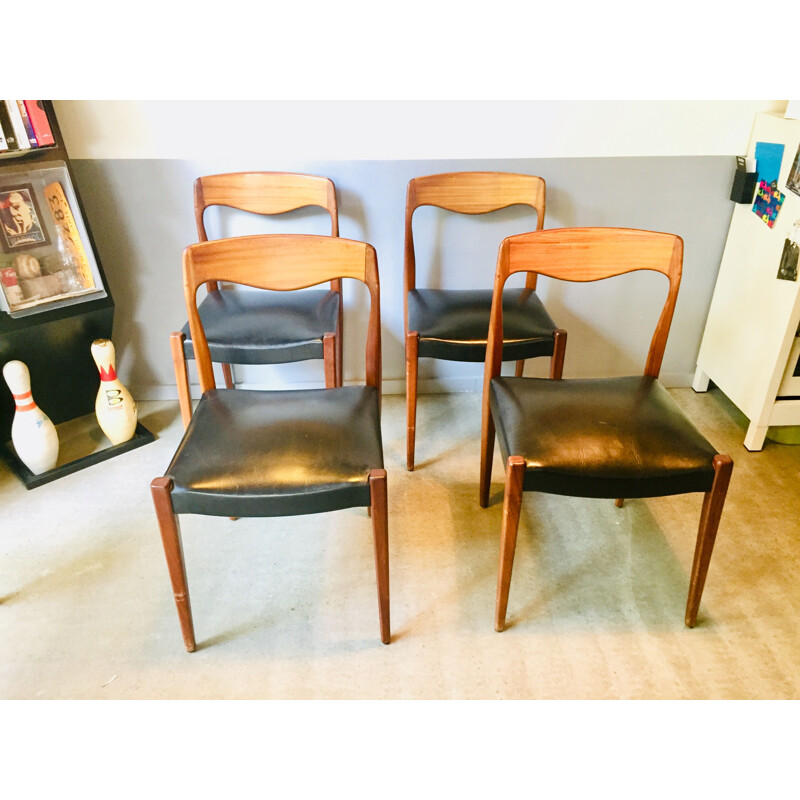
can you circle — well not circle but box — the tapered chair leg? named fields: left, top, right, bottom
left=495, top=456, right=527, bottom=632
left=170, top=332, right=193, bottom=429
left=685, top=453, right=734, bottom=628
left=550, top=328, right=567, bottom=380
left=323, top=333, right=337, bottom=389
left=514, top=359, right=525, bottom=377
left=479, top=409, right=496, bottom=508
left=221, top=363, right=235, bottom=389
left=615, top=499, right=625, bottom=508
left=406, top=332, right=419, bottom=471
left=335, top=305, right=344, bottom=387
left=151, top=477, right=196, bottom=652
left=369, top=469, right=390, bottom=644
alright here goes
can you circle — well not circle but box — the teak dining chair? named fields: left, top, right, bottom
left=404, top=172, right=565, bottom=471
left=171, top=172, right=343, bottom=428
left=152, top=234, right=389, bottom=651
left=479, top=228, right=733, bottom=632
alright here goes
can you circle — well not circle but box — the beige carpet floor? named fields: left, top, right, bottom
left=2, top=388, right=800, bottom=700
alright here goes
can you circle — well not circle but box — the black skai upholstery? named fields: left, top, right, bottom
left=181, top=288, right=339, bottom=364
left=168, top=386, right=383, bottom=517
left=490, top=375, right=717, bottom=498
left=409, top=287, right=557, bottom=362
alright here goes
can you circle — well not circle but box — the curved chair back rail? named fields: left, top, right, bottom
left=486, top=227, right=683, bottom=386
left=194, top=171, right=339, bottom=294
left=403, top=171, right=546, bottom=301
left=195, top=171, right=339, bottom=237
left=183, top=233, right=381, bottom=396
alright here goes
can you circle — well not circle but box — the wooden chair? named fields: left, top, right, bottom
left=152, top=234, right=388, bottom=651
left=480, top=228, right=733, bottom=631
left=171, top=172, right=343, bottom=428
left=404, top=172, right=565, bottom=470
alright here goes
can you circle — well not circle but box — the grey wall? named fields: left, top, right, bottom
left=70, top=156, right=733, bottom=397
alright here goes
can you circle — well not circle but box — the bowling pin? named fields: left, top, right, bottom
left=2, top=360, right=59, bottom=474
left=91, top=339, right=137, bottom=445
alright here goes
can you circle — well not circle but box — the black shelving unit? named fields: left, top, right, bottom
left=0, top=101, right=154, bottom=488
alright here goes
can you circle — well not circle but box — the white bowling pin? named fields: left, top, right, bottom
left=91, top=339, right=138, bottom=445
left=2, top=360, right=59, bottom=474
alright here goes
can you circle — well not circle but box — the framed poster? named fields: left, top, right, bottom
left=0, top=162, right=106, bottom=316
left=0, top=183, right=51, bottom=252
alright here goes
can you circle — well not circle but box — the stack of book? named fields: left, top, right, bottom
left=0, top=101, right=55, bottom=153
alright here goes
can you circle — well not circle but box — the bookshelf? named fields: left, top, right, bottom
left=0, top=101, right=153, bottom=488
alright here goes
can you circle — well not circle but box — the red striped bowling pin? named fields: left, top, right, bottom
left=2, top=360, right=59, bottom=474
left=91, top=339, right=137, bottom=445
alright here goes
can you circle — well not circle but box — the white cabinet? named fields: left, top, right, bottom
left=693, top=112, right=800, bottom=450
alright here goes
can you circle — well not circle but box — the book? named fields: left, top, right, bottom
left=0, top=117, right=8, bottom=151
left=16, top=101, right=38, bottom=147
left=24, top=101, right=55, bottom=147
left=4, top=100, right=30, bottom=150
left=0, top=101, right=19, bottom=150
left=43, top=181, right=95, bottom=290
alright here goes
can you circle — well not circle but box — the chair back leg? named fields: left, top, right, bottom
left=405, top=332, right=419, bottom=470
left=685, top=453, right=734, bottom=627
left=495, top=456, right=527, bottom=632
left=221, top=363, right=235, bottom=389
left=550, top=328, right=567, bottom=380
left=170, top=332, right=193, bottom=429
left=323, top=333, right=337, bottom=388
left=335, top=306, right=344, bottom=387
left=151, top=477, right=197, bottom=652
left=369, top=469, right=391, bottom=644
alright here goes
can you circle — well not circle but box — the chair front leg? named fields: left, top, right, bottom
left=369, top=469, right=390, bottom=644
left=323, top=333, right=337, bottom=389
left=495, top=456, right=527, bottom=632
left=406, top=332, right=419, bottom=471
left=479, top=408, right=496, bottom=508
left=151, top=477, right=196, bottom=652
left=685, top=454, right=734, bottom=628
left=170, top=332, right=193, bottom=429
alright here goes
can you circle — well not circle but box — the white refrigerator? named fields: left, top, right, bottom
left=693, top=111, right=800, bottom=450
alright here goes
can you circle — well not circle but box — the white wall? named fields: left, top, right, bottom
left=52, top=99, right=790, bottom=399
left=54, top=100, right=787, bottom=161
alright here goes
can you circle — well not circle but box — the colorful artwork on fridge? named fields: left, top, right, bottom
left=752, top=141, right=787, bottom=228
left=753, top=180, right=785, bottom=228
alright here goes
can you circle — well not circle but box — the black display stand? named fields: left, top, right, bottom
left=0, top=101, right=154, bottom=488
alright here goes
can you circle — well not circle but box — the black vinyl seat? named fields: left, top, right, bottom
left=152, top=234, right=389, bottom=651
left=409, top=287, right=557, bottom=362
left=490, top=375, right=717, bottom=499
left=180, top=288, right=339, bottom=364
left=168, top=385, right=382, bottom=518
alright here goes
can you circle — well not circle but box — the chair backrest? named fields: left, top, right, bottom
left=484, top=227, right=683, bottom=386
left=403, top=172, right=546, bottom=313
left=194, top=172, right=339, bottom=293
left=183, top=234, right=380, bottom=395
